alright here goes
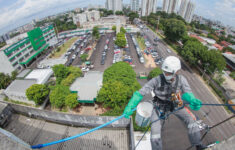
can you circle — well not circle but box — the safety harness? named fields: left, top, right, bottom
left=153, top=74, right=181, bottom=118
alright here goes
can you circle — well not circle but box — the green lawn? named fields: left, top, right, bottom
left=52, top=37, right=79, bottom=58
left=136, top=36, right=146, bottom=50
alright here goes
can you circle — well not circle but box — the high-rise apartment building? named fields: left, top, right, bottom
left=106, top=0, right=123, bottom=12
left=162, top=0, right=169, bottom=12
left=184, top=1, right=195, bottom=23
left=131, top=0, right=140, bottom=12
left=163, top=0, right=178, bottom=14
left=178, top=0, right=189, bottom=18
left=141, top=0, right=157, bottom=16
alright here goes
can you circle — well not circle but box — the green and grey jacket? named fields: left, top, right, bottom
left=139, top=74, right=192, bottom=101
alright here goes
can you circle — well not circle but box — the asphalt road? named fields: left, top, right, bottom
left=142, top=27, right=235, bottom=144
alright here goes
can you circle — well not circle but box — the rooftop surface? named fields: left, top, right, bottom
left=222, top=53, right=235, bottom=63
left=70, top=71, right=103, bottom=101
left=4, top=114, right=130, bottom=150
left=16, top=69, right=32, bottom=78
left=25, top=69, right=53, bottom=84
left=4, top=79, right=36, bottom=97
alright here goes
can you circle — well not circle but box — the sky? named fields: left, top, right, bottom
left=0, top=0, right=235, bottom=35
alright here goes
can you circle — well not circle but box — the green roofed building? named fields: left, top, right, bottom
left=70, top=71, right=103, bottom=103
left=0, top=25, right=57, bottom=74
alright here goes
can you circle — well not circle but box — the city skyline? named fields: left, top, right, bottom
left=0, top=0, right=235, bottom=35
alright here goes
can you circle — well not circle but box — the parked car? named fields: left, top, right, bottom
left=72, top=54, right=76, bottom=59
left=80, top=50, right=85, bottom=55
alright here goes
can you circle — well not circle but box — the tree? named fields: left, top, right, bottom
left=97, top=81, right=129, bottom=110
left=0, top=73, right=11, bottom=89
left=120, top=27, right=126, bottom=33
left=230, top=72, right=235, bottom=80
left=92, top=26, right=100, bottom=39
left=80, top=54, right=88, bottom=62
left=128, top=12, right=139, bottom=22
left=65, top=93, right=78, bottom=109
left=148, top=68, right=163, bottom=80
left=0, top=42, right=6, bottom=49
left=112, top=26, right=116, bottom=32
left=115, top=32, right=127, bottom=48
left=164, top=19, right=187, bottom=42
left=181, top=40, right=206, bottom=66
left=52, top=64, right=69, bottom=84
left=11, top=71, right=18, bottom=80
left=26, top=84, right=49, bottom=104
left=115, top=11, right=124, bottom=15
left=49, top=85, right=70, bottom=108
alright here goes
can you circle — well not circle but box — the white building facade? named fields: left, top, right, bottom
left=184, top=1, right=195, bottom=23
left=131, top=0, right=140, bottom=12
left=106, top=0, right=123, bottom=12
left=178, top=0, right=189, bottom=18
left=141, top=0, right=157, bottom=16
left=163, top=0, right=178, bottom=14
left=162, top=0, right=169, bottom=12
left=73, top=13, right=87, bottom=27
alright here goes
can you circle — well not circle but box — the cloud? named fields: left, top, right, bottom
left=214, top=0, right=235, bottom=26
left=0, top=0, right=95, bottom=34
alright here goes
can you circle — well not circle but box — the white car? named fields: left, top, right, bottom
left=80, top=50, right=84, bottom=55
left=81, top=67, right=89, bottom=72
left=72, top=54, right=76, bottom=59
left=167, top=49, right=171, bottom=53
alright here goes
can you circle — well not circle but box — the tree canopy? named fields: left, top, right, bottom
left=49, top=85, right=70, bottom=108
left=112, top=25, right=116, bottom=32
left=92, top=26, right=100, bottom=39
left=148, top=68, right=163, bottom=80
left=65, top=93, right=78, bottom=109
left=115, top=11, right=124, bottom=15
left=164, top=19, right=187, bottom=42
left=115, top=32, right=127, bottom=48
left=97, top=62, right=141, bottom=110
left=120, top=27, right=126, bottom=33
left=128, top=12, right=139, bottom=22
left=26, top=84, right=49, bottom=104
left=61, top=66, right=82, bottom=86
left=0, top=73, right=11, bottom=89
left=80, top=54, right=88, bottom=62
left=52, top=64, right=69, bottom=84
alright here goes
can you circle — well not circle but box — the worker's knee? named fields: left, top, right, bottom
left=150, top=136, right=162, bottom=150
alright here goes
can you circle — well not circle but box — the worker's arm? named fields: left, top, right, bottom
left=123, top=78, right=158, bottom=118
left=180, top=75, right=202, bottom=111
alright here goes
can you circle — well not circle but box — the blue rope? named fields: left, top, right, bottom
left=31, top=115, right=125, bottom=149
left=31, top=108, right=137, bottom=149
left=31, top=102, right=235, bottom=149
left=135, top=105, right=185, bottom=149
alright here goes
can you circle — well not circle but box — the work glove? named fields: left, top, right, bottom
left=182, top=92, right=202, bottom=111
left=123, top=91, right=143, bottom=118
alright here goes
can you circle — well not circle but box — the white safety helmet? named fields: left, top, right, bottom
left=161, top=56, right=181, bottom=82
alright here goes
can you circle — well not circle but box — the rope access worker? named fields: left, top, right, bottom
left=123, top=56, right=206, bottom=150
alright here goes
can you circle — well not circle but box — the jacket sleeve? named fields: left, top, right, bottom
left=139, top=77, right=158, bottom=96
left=180, top=75, right=192, bottom=94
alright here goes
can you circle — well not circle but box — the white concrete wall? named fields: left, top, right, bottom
left=0, top=51, right=15, bottom=74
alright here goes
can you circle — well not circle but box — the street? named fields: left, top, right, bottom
left=142, top=27, right=235, bottom=144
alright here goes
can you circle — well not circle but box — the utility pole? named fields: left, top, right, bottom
left=157, top=16, right=160, bottom=32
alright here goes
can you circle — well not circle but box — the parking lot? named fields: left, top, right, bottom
left=89, top=33, right=152, bottom=75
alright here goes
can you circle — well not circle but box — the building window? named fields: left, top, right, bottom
left=28, top=46, right=32, bottom=49
left=25, top=53, right=29, bottom=58
left=13, top=62, right=18, bottom=67
left=16, top=53, right=21, bottom=57
left=10, top=57, right=16, bottom=62
left=19, top=57, right=24, bottom=62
